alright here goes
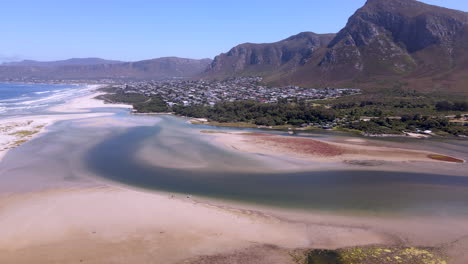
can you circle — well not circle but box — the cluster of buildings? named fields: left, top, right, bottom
left=111, top=77, right=360, bottom=106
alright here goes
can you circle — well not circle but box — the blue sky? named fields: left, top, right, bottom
left=1, top=0, right=467, bottom=62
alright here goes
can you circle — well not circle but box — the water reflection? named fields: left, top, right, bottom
left=84, top=116, right=468, bottom=216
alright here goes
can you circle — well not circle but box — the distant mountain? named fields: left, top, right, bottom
left=204, top=32, right=335, bottom=79
left=2, top=0, right=467, bottom=92
left=204, top=0, right=468, bottom=94
left=124, top=57, right=213, bottom=78
left=0, top=57, right=212, bottom=81
left=2, top=58, right=123, bottom=67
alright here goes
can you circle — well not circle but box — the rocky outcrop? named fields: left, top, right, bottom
left=205, top=32, right=335, bottom=77
left=204, top=0, right=468, bottom=94
left=320, top=0, right=468, bottom=77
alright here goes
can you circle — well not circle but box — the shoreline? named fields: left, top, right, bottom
left=206, top=131, right=465, bottom=165
left=0, top=186, right=387, bottom=262
left=1, top=184, right=467, bottom=263
left=0, top=86, right=132, bottom=162
left=2, top=185, right=465, bottom=263
left=0, top=88, right=467, bottom=262
left=189, top=119, right=457, bottom=139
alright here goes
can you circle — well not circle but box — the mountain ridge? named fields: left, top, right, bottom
left=1, top=0, right=467, bottom=94
left=0, top=57, right=212, bottom=81
left=204, top=32, right=335, bottom=79
left=2, top=58, right=124, bottom=67
left=203, top=0, right=468, bottom=94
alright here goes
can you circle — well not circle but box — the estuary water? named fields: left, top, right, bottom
left=84, top=115, right=468, bottom=216
left=0, top=86, right=467, bottom=217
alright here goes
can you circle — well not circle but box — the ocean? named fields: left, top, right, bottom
left=0, top=83, right=94, bottom=117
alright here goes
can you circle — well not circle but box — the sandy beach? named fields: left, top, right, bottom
left=0, top=90, right=132, bottom=162
left=1, top=185, right=467, bottom=263
left=0, top=186, right=390, bottom=264
left=0, top=91, right=467, bottom=263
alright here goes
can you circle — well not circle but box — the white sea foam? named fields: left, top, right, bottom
left=0, top=98, right=29, bottom=103
left=0, top=84, right=95, bottom=116
left=33, top=91, right=52, bottom=95
left=15, top=88, right=87, bottom=106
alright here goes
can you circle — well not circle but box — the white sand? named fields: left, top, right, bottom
left=1, top=90, right=467, bottom=263
left=2, top=186, right=467, bottom=263
left=0, top=187, right=389, bottom=264
left=48, top=91, right=131, bottom=113
left=0, top=90, right=132, bottom=162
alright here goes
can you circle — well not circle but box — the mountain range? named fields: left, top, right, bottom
left=2, top=58, right=124, bottom=67
left=0, top=57, right=212, bottom=81
left=1, top=0, right=467, bottom=94
left=204, top=0, right=468, bottom=94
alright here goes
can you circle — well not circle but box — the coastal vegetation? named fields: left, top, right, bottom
left=326, top=90, right=468, bottom=136
left=294, top=246, right=447, bottom=264
left=0, top=121, right=44, bottom=153
left=101, top=89, right=467, bottom=137
left=174, top=100, right=337, bottom=126
left=134, top=96, right=169, bottom=113
left=343, top=116, right=466, bottom=136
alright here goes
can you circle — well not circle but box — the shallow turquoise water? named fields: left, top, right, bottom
left=83, top=115, right=468, bottom=216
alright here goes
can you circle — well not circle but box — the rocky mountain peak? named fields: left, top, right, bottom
left=206, top=32, right=335, bottom=77
left=203, top=0, right=467, bottom=94
left=320, top=0, right=468, bottom=76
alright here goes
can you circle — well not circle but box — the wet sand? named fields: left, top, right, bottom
left=0, top=186, right=394, bottom=264
left=1, top=94, right=468, bottom=263
left=0, top=92, right=131, bottom=162
left=212, top=131, right=465, bottom=165
left=2, top=184, right=468, bottom=263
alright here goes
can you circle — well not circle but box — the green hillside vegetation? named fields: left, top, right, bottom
left=173, top=100, right=337, bottom=126
left=100, top=89, right=467, bottom=136
left=134, top=96, right=169, bottom=113
left=344, top=116, right=467, bottom=136
left=97, top=92, right=148, bottom=104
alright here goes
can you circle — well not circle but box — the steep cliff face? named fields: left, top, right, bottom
left=319, top=0, right=468, bottom=79
left=204, top=0, right=468, bottom=94
left=206, top=32, right=335, bottom=78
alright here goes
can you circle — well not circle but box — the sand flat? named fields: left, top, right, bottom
left=1, top=94, right=467, bottom=263
left=0, top=91, right=132, bottom=162
left=212, top=132, right=465, bottom=164
left=0, top=186, right=390, bottom=264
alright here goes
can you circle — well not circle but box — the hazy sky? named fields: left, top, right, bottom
left=1, top=0, right=467, bottom=62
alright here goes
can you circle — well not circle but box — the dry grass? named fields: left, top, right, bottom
left=13, top=140, right=28, bottom=146
left=8, top=130, right=39, bottom=137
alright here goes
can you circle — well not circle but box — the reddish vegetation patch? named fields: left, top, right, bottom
left=239, top=133, right=274, bottom=136
left=253, top=136, right=344, bottom=157
left=428, top=154, right=464, bottom=163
